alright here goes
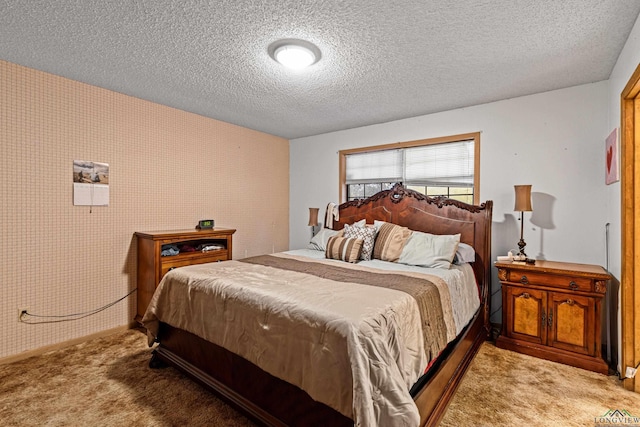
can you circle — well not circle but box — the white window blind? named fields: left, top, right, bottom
left=345, top=140, right=474, bottom=187
left=404, top=140, right=474, bottom=187
left=345, top=149, right=403, bottom=184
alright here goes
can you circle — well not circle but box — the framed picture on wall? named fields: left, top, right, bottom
left=605, top=128, right=619, bottom=185
left=73, top=160, right=110, bottom=206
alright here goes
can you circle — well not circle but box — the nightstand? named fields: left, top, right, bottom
left=134, top=228, right=236, bottom=323
left=495, top=259, right=610, bottom=374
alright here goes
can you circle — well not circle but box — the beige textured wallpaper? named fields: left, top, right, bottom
left=0, top=60, right=289, bottom=360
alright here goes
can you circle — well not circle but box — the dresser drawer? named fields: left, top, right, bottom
left=161, top=251, right=228, bottom=277
left=506, top=270, right=592, bottom=292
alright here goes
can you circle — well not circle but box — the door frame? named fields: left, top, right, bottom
left=621, top=62, right=640, bottom=392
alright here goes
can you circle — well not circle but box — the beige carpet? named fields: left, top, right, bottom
left=440, top=342, right=640, bottom=427
left=0, top=328, right=638, bottom=426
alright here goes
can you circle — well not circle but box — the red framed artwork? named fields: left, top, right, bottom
left=605, top=128, right=619, bottom=185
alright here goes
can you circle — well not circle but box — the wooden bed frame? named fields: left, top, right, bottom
left=149, top=184, right=493, bottom=426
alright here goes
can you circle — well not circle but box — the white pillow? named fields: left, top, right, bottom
left=453, top=242, right=476, bottom=264
left=398, top=231, right=461, bottom=269
left=308, top=228, right=341, bottom=251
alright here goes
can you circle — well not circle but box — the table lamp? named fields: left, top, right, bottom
left=514, top=185, right=532, bottom=256
left=308, top=207, right=319, bottom=238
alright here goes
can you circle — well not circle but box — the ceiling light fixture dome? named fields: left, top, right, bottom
left=268, top=39, right=321, bottom=70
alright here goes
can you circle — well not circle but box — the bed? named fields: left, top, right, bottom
left=142, top=184, right=493, bottom=426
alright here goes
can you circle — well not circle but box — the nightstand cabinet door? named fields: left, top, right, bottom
left=548, top=292, right=595, bottom=356
left=504, top=286, right=547, bottom=345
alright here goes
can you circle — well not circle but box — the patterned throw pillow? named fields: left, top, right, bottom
left=325, top=236, right=363, bottom=263
left=373, top=222, right=413, bottom=262
left=343, top=223, right=377, bottom=261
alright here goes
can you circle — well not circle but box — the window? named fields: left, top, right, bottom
left=339, top=133, right=480, bottom=204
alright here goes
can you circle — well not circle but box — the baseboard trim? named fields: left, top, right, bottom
left=0, top=323, right=137, bottom=365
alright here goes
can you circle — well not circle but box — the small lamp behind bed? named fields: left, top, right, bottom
left=308, top=207, right=319, bottom=238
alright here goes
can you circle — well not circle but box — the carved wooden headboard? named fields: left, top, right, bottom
left=333, top=184, right=493, bottom=324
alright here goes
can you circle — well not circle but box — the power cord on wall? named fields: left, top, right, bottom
left=19, top=288, right=137, bottom=324
left=617, top=360, right=640, bottom=381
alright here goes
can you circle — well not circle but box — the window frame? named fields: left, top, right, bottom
left=339, top=132, right=481, bottom=204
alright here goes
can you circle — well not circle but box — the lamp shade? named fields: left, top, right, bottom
left=308, top=207, right=319, bottom=226
left=514, top=185, right=532, bottom=212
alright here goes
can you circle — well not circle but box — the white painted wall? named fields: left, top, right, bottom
left=290, top=81, right=609, bottom=323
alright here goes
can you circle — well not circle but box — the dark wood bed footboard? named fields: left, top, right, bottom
left=152, top=307, right=487, bottom=427
left=152, top=322, right=352, bottom=427
left=413, top=310, right=486, bottom=425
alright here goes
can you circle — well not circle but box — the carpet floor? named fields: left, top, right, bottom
left=0, top=328, right=638, bottom=426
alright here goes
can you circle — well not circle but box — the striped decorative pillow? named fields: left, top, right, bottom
left=373, top=222, right=413, bottom=262
left=325, top=236, right=363, bottom=263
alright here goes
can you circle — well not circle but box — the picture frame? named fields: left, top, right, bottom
left=605, top=128, right=619, bottom=185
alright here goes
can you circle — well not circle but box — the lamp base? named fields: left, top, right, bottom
left=517, top=238, right=527, bottom=257
left=517, top=210, right=527, bottom=257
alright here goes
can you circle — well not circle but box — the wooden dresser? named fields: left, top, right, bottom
left=135, top=228, right=236, bottom=322
left=495, top=259, right=610, bottom=374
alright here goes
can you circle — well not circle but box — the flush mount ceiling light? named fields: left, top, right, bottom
left=268, top=39, right=321, bottom=70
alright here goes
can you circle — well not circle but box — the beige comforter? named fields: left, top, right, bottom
left=143, top=252, right=460, bottom=427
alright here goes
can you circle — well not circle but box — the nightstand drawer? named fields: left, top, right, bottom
left=506, top=270, right=592, bottom=292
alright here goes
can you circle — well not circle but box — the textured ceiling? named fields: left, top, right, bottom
left=1, top=1, right=639, bottom=139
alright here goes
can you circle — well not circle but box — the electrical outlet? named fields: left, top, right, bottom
left=18, top=307, right=28, bottom=322
left=626, top=366, right=637, bottom=379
